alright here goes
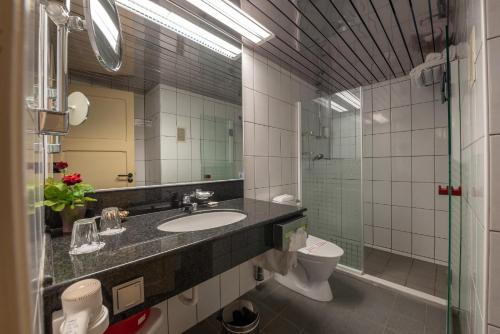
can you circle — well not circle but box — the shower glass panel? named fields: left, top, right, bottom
left=300, top=90, right=363, bottom=270
left=201, top=112, right=243, bottom=181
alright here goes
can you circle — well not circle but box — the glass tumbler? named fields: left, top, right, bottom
left=99, top=207, right=125, bottom=235
left=69, top=218, right=105, bottom=255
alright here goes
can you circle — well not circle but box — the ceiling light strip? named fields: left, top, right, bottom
left=185, top=0, right=272, bottom=44
left=115, top=0, right=242, bottom=59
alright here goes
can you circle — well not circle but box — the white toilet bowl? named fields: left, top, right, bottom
left=274, top=235, right=344, bottom=302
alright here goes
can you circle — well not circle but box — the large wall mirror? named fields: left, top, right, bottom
left=56, top=0, right=242, bottom=190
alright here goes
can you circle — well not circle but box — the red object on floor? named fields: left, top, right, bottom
left=105, top=309, right=151, bottom=334
left=438, top=185, right=449, bottom=195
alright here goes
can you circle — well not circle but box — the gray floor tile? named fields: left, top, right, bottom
left=391, top=294, right=428, bottom=323
left=188, top=273, right=446, bottom=334
left=385, top=313, right=426, bottom=334
left=262, top=316, right=301, bottom=334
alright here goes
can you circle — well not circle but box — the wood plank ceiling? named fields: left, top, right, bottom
left=67, top=0, right=447, bottom=102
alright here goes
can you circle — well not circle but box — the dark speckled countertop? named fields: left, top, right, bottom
left=44, top=198, right=305, bottom=289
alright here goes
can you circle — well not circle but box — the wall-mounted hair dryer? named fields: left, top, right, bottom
left=60, top=279, right=109, bottom=334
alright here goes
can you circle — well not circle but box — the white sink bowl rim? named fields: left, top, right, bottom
left=157, top=210, right=247, bottom=232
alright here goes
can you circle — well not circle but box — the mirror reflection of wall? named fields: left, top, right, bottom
left=58, top=0, right=242, bottom=190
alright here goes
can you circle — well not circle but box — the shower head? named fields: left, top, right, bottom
left=312, top=153, right=324, bottom=161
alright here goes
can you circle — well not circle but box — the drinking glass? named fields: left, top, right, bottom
left=99, top=207, right=125, bottom=235
left=69, top=218, right=105, bottom=255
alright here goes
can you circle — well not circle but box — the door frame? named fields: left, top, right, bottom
left=0, top=0, right=33, bottom=333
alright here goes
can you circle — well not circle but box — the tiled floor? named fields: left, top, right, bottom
left=185, top=271, right=447, bottom=334
left=364, top=247, right=448, bottom=298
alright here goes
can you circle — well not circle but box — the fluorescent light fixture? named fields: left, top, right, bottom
left=314, top=97, right=348, bottom=112
left=185, top=0, right=273, bottom=44
left=330, top=100, right=348, bottom=112
left=335, top=91, right=361, bottom=109
left=115, top=0, right=242, bottom=59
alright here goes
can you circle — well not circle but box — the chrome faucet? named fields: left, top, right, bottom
left=181, top=192, right=198, bottom=213
left=181, top=189, right=214, bottom=213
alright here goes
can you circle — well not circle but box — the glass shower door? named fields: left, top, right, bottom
left=447, top=27, right=462, bottom=333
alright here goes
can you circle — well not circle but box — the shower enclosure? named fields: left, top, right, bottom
left=300, top=89, right=364, bottom=270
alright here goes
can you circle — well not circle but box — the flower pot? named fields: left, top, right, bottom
left=60, top=206, right=87, bottom=234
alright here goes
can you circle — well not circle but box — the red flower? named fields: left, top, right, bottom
left=62, top=173, right=82, bottom=186
left=54, top=161, right=68, bottom=173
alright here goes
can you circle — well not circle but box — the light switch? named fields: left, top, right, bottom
left=112, top=277, right=144, bottom=314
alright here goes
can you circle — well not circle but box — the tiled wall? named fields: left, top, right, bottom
left=149, top=259, right=262, bottom=334
left=485, top=0, right=500, bottom=332
left=362, top=76, right=449, bottom=265
left=144, top=84, right=242, bottom=185
left=241, top=46, right=312, bottom=201
left=134, top=93, right=146, bottom=186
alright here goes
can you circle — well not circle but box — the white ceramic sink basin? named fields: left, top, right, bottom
left=157, top=211, right=247, bottom=232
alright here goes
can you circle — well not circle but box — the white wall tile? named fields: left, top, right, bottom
left=253, top=58, right=268, bottom=95
left=412, top=234, right=434, bottom=259
left=391, top=157, right=411, bottom=181
left=391, top=131, right=412, bottom=156
left=435, top=210, right=449, bottom=238
left=412, top=102, right=435, bottom=130
left=254, top=91, right=269, bottom=125
left=373, top=110, right=391, bottom=134
left=435, top=127, right=448, bottom=155
left=490, top=135, right=500, bottom=231
left=239, top=261, right=257, bottom=295
left=412, top=156, right=435, bottom=182
left=412, top=182, right=435, bottom=209
left=269, top=157, right=282, bottom=186
left=392, top=182, right=411, bottom=207
left=373, top=157, right=391, bottom=180
left=269, top=127, right=281, bottom=157
left=373, top=204, right=391, bottom=228
left=373, top=133, right=391, bottom=157
left=254, top=157, right=269, bottom=188
left=435, top=156, right=448, bottom=183
left=374, top=227, right=391, bottom=248
left=167, top=291, right=197, bottom=334
left=197, top=276, right=221, bottom=322
left=373, top=181, right=391, bottom=204
left=364, top=225, right=374, bottom=244
left=392, top=230, right=411, bottom=253
left=254, top=124, right=269, bottom=156
left=391, top=80, right=411, bottom=107
left=373, top=85, right=390, bottom=111
left=392, top=206, right=412, bottom=232
left=220, top=267, right=240, bottom=307
left=243, top=87, right=254, bottom=123
left=412, top=129, right=435, bottom=155
left=435, top=238, right=448, bottom=262
left=412, top=208, right=435, bottom=236
left=391, top=106, right=411, bottom=132
left=411, top=82, right=434, bottom=104
left=244, top=122, right=254, bottom=156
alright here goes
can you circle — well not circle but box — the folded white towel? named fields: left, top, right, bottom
left=252, top=227, right=307, bottom=275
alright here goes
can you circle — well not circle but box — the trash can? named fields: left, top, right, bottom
left=221, top=300, right=260, bottom=334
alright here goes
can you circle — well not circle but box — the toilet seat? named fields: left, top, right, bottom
left=298, top=235, right=344, bottom=260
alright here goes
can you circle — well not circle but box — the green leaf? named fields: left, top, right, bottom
left=43, top=200, right=57, bottom=206
left=52, top=202, right=66, bottom=212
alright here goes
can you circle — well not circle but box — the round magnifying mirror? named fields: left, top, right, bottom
left=68, top=92, right=90, bottom=126
left=83, top=0, right=123, bottom=72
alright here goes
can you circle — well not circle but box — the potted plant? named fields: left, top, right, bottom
left=44, top=161, right=97, bottom=233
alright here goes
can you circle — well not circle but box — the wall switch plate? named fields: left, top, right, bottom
left=112, top=277, right=144, bottom=315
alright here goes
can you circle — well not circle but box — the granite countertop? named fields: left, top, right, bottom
left=44, top=198, right=305, bottom=289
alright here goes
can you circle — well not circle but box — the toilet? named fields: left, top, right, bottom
left=274, top=235, right=344, bottom=302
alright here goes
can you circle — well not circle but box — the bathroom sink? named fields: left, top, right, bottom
left=157, top=210, right=247, bottom=232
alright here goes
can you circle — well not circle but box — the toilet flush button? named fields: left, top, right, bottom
left=112, top=277, right=144, bottom=314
